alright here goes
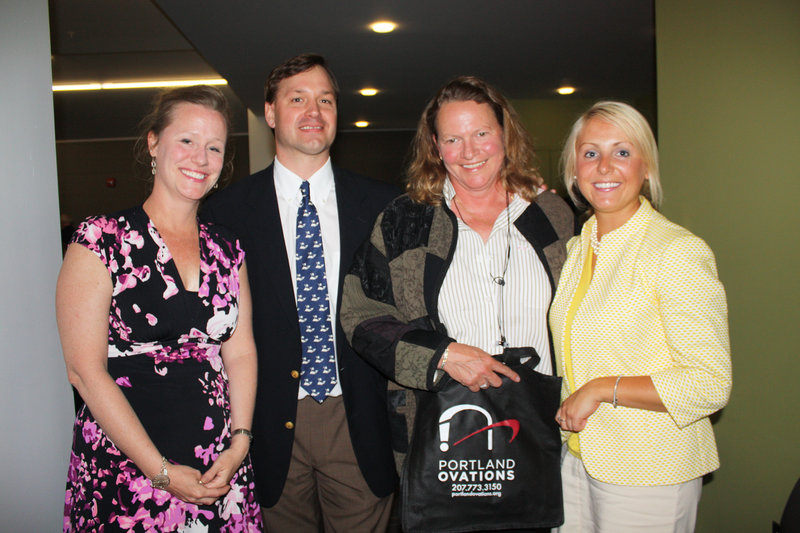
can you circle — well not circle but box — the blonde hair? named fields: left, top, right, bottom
left=561, top=101, right=662, bottom=209
left=406, top=76, right=543, bottom=205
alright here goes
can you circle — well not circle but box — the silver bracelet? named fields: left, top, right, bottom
left=612, top=376, right=622, bottom=408
left=438, top=346, right=450, bottom=371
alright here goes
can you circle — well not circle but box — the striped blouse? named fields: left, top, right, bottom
left=439, top=180, right=553, bottom=375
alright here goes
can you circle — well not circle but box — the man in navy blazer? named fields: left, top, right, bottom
left=204, top=54, right=398, bottom=532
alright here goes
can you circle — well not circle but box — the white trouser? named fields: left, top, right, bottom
left=556, top=447, right=702, bottom=533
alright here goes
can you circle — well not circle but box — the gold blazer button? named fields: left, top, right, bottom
left=285, top=421, right=295, bottom=430
left=290, top=370, right=300, bottom=379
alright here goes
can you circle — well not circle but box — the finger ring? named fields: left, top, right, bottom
left=480, top=383, right=489, bottom=389
left=557, top=417, right=564, bottom=422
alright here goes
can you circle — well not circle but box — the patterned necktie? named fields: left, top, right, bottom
left=295, top=180, right=337, bottom=402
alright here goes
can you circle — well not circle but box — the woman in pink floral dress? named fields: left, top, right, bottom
left=57, top=86, right=263, bottom=531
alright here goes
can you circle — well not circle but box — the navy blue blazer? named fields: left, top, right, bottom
left=203, top=164, right=399, bottom=506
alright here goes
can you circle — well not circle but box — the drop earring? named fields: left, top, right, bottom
left=151, top=158, right=157, bottom=176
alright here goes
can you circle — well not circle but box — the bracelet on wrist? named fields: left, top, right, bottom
left=232, top=428, right=254, bottom=443
left=438, top=346, right=450, bottom=371
left=149, top=456, right=170, bottom=490
left=612, top=376, right=622, bottom=408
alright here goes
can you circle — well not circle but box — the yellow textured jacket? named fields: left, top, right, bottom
left=549, top=199, right=732, bottom=485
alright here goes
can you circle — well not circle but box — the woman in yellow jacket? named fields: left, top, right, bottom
left=549, top=101, right=732, bottom=533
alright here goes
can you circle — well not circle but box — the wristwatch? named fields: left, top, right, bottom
left=150, top=456, right=170, bottom=490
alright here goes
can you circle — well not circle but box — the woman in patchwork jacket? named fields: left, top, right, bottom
left=340, top=76, right=575, bottom=473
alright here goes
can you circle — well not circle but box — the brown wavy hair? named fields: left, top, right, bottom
left=134, top=85, right=234, bottom=190
left=406, top=76, right=543, bottom=205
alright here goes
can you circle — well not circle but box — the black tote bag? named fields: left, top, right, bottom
left=401, top=348, right=563, bottom=532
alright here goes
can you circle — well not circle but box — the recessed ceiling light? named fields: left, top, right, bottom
left=359, top=88, right=379, bottom=96
left=557, top=86, right=576, bottom=95
left=370, top=21, right=396, bottom=33
left=355, top=121, right=370, bottom=128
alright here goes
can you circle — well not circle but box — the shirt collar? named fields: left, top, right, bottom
left=443, top=179, right=457, bottom=204
left=274, top=156, right=335, bottom=206
left=443, top=178, right=529, bottom=228
left=582, top=196, right=653, bottom=245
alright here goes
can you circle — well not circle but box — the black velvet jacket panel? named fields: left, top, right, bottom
left=341, top=191, right=575, bottom=467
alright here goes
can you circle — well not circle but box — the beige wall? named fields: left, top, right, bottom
left=656, top=1, right=800, bottom=531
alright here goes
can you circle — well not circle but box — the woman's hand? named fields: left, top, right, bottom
left=199, top=435, right=250, bottom=490
left=162, top=463, right=231, bottom=505
left=555, top=376, right=667, bottom=432
left=555, top=380, right=604, bottom=432
left=442, top=343, right=520, bottom=392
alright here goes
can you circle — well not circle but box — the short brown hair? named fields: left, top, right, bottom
left=134, top=85, right=234, bottom=187
left=264, top=53, right=339, bottom=104
left=406, top=76, right=543, bottom=205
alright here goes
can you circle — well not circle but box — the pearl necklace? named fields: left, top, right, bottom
left=590, top=223, right=601, bottom=256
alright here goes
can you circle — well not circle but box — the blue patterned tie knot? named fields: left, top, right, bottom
left=296, top=180, right=337, bottom=402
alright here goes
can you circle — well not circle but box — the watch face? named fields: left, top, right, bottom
left=151, top=474, right=170, bottom=490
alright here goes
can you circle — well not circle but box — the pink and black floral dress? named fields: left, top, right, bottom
left=63, top=206, right=262, bottom=532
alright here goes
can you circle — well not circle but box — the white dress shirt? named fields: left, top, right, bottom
left=438, top=179, right=553, bottom=375
left=273, top=157, right=343, bottom=398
